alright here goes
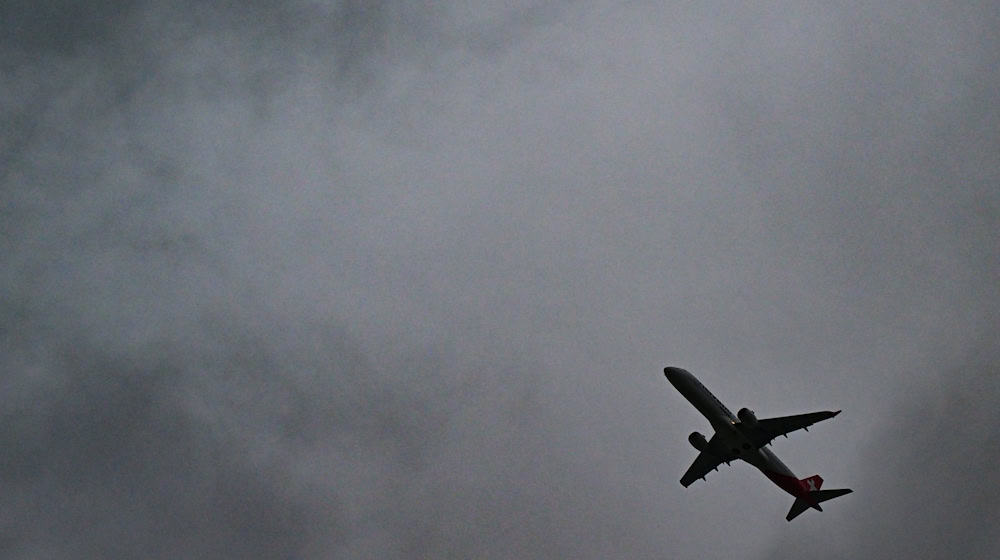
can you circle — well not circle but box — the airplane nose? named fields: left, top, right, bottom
left=663, top=366, right=687, bottom=379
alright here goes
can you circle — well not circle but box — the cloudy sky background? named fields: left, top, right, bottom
left=2, top=1, right=998, bottom=558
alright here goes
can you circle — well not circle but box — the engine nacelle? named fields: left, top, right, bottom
left=688, top=431, right=708, bottom=451
left=738, top=407, right=757, bottom=425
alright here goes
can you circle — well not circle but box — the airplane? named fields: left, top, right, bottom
left=663, top=366, right=852, bottom=521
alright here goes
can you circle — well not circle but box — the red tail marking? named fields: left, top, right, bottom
left=801, top=474, right=824, bottom=493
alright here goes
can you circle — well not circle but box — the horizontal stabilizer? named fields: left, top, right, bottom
left=786, top=498, right=811, bottom=521
left=786, top=488, right=853, bottom=521
left=812, top=488, right=853, bottom=503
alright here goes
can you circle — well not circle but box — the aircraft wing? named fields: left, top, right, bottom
left=679, top=434, right=735, bottom=487
left=748, top=410, right=841, bottom=447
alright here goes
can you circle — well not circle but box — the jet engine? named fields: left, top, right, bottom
left=738, top=408, right=757, bottom=426
left=688, top=431, right=708, bottom=451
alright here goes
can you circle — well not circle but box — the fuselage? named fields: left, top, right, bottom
left=664, top=367, right=814, bottom=501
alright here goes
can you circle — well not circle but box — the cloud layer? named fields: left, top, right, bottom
left=2, top=1, right=997, bottom=558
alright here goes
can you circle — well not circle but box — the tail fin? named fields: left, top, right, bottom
left=786, top=487, right=853, bottom=521
left=801, top=474, right=824, bottom=492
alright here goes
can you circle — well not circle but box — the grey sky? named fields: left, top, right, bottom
left=2, top=1, right=998, bottom=558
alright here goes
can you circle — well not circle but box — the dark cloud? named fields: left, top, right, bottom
left=0, top=0, right=141, bottom=54
left=0, top=301, right=459, bottom=557
left=2, top=1, right=998, bottom=558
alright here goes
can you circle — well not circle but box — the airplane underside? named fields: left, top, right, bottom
left=663, top=366, right=852, bottom=521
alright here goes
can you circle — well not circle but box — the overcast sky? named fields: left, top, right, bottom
left=2, top=1, right=998, bottom=558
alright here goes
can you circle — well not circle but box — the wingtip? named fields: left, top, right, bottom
left=832, top=409, right=842, bottom=417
